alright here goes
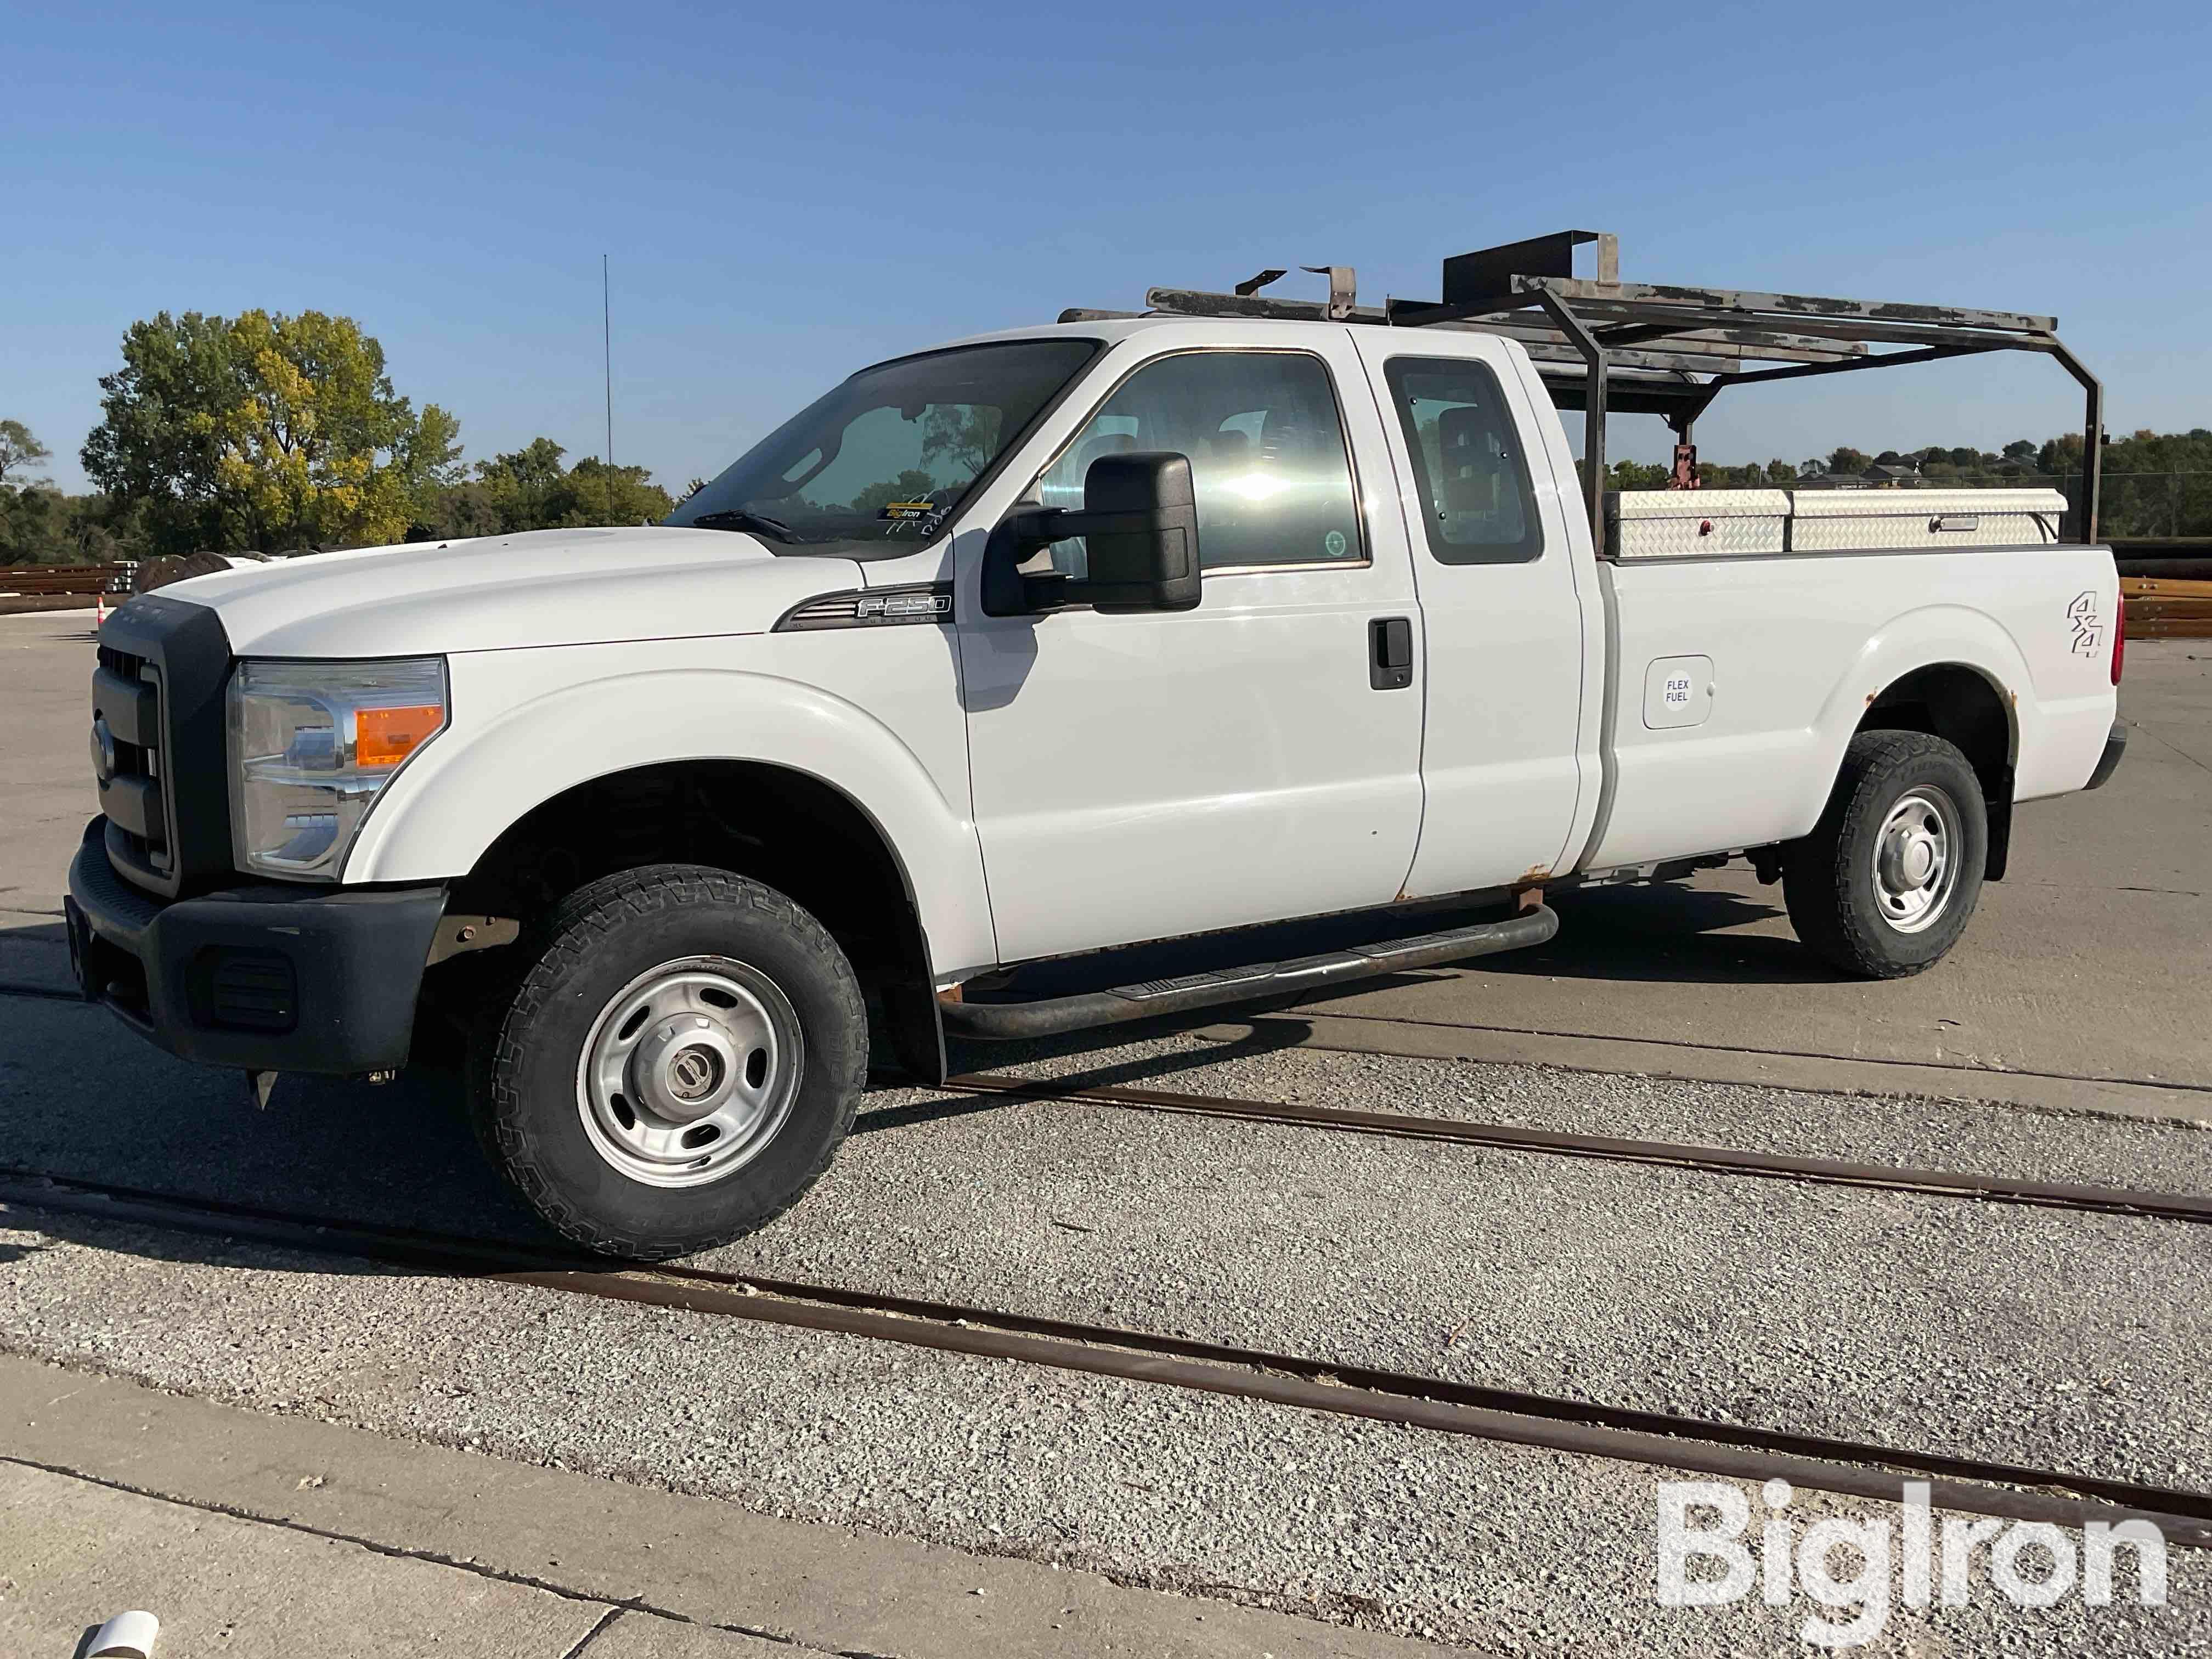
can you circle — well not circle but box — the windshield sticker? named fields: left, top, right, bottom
left=878, top=500, right=935, bottom=521
left=1324, top=529, right=1348, bottom=558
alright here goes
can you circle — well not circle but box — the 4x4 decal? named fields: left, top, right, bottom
left=2067, top=590, right=2103, bottom=657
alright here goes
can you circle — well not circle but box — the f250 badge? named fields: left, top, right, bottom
left=2067, top=591, right=2103, bottom=657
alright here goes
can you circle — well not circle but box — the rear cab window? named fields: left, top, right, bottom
left=1381, top=357, right=1544, bottom=565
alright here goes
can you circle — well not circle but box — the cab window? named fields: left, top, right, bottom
left=1034, top=351, right=1365, bottom=575
left=1383, top=357, right=1544, bottom=565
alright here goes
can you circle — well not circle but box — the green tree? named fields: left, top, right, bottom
left=81, top=309, right=461, bottom=555
left=563, top=456, right=675, bottom=526
left=2037, top=432, right=2084, bottom=478
left=0, top=486, right=145, bottom=568
left=0, top=420, right=52, bottom=488
left=470, top=437, right=573, bottom=532
left=411, top=439, right=673, bottom=540
left=1827, top=447, right=1872, bottom=476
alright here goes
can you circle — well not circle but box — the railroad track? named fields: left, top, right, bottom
left=2, top=1166, right=2208, bottom=1551
left=10, top=979, right=2210, bottom=1224
left=927, top=1070, right=2212, bottom=1227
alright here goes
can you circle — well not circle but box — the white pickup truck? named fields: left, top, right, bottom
left=67, top=244, right=2127, bottom=1256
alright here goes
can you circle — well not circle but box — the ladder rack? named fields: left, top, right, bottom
left=1061, top=230, right=2103, bottom=545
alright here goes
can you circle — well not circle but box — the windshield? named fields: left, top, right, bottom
left=666, top=338, right=1101, bottom=554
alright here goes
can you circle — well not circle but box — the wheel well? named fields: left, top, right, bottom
left=1858, top=664, right=2015, bottom=879
left=446, top=760, right=930, bottom=988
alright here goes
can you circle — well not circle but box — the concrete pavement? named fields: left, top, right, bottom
left=0, top=1353, right=1446, bottom=1659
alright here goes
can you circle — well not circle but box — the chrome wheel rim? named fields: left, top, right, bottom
left=1871, top=786, right=1961, bottom=934
left=575, top=956, right=803, bottom=1188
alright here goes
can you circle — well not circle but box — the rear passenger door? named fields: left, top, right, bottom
left=1353, top=339, right=1590, bottom=894
left=958, top=334, right=1426, bottom=964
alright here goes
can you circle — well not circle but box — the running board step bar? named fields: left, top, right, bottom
left=940, top=905, right=1559, bottom=1041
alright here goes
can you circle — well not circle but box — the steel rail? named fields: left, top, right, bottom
left=2, top=1168, right=2208, bottom=1549
left=929, top=1072, right=2212, bottom=1227
left=8, top=979, right=2201, bottom=1222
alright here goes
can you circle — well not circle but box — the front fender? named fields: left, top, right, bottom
left=342, top=652, right=996, bottom=977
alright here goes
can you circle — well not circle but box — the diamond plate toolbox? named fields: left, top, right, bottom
left=1789, top=488, right=2067, bottom=551
left=1605, top=489, right=1790, bottom=560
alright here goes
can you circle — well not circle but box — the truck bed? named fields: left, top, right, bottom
left=1584, top=529, right=2119, bottom=873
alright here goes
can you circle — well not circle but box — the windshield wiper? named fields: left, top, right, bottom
left=691, top=508, right=800, bottom=543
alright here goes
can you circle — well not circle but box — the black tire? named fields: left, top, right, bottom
left=470, top=864, right=866, bottom=1258
left=1784, top=731, right=1987, bottom=980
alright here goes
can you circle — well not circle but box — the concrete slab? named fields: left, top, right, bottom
left=0, top=610, right=100, bottom=922
left=0, top=1353, right=1456, bottom=1659
left=0, top=1458, right=607, bottom=1659
left=584, top=1613, right=805, bottom=1658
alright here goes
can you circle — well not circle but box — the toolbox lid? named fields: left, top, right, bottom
left=1606, top=488, right=1790, bottom=521
left=1790, top=488, right=2067, bottom=518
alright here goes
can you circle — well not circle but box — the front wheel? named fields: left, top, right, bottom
left=1784, top=731, right=1988, bottom=979
left=470, top=865, right=866, bottom=1258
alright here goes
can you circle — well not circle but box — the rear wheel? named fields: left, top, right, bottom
left=470, top=864, right=866, bottom=1258
left=1784, top=731, right=1987, bottom=979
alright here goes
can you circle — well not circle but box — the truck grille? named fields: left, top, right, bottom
left=91, top=597, right=238, bottom=898
left=94, top=644, right=166, bottom=872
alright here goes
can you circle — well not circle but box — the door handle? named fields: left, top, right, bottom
left=1369, top=616, right=1414, bottom=691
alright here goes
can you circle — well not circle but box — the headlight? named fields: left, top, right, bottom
left=227, top=657, right=448, bottom=880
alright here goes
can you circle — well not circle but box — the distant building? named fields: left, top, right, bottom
left=1793, top=462, right=1922, bottom=490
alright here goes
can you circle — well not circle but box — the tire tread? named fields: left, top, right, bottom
left=1784, top=730, right=1985, bottom=980
left=471, top=864, right=865, bottom=1258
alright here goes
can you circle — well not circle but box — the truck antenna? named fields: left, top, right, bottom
left=602, top=253, right=614, bottom=468
left=602, top=252, right=614, bottom=522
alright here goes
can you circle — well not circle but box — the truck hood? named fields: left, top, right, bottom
left=155, top=527, right=867, bottom=657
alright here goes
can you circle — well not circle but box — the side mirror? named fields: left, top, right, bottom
left=983, top=452, right=1203, bottom=617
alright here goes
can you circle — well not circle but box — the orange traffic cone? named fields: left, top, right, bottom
left=95, top=590, right=107, bottom=627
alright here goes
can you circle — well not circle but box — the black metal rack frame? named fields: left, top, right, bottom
left=1062, top=230, right=2103, bottom=546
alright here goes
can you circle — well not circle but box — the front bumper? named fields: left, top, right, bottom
left=65, top=817, right=447, bottom=1074
left=2085, top=719, right=2127, bottom=791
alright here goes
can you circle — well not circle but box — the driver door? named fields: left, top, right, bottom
left=957, top=335, right=1426, bottom=966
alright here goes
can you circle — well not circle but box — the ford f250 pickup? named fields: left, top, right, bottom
left=66, top=234, right=2128, bottom=1256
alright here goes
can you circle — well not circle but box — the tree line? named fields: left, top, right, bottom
left=1601, top=431, right=2212, bottom=538
left=8, top=307, right=2212, bottom=567
left=1, top=308, right=678, bottom=567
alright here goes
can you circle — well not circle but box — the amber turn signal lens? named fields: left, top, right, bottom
left=356, top=704, right=443, bottom=768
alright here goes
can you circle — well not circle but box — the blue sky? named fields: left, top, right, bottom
left=8, top=1, right=2210, bottom=494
